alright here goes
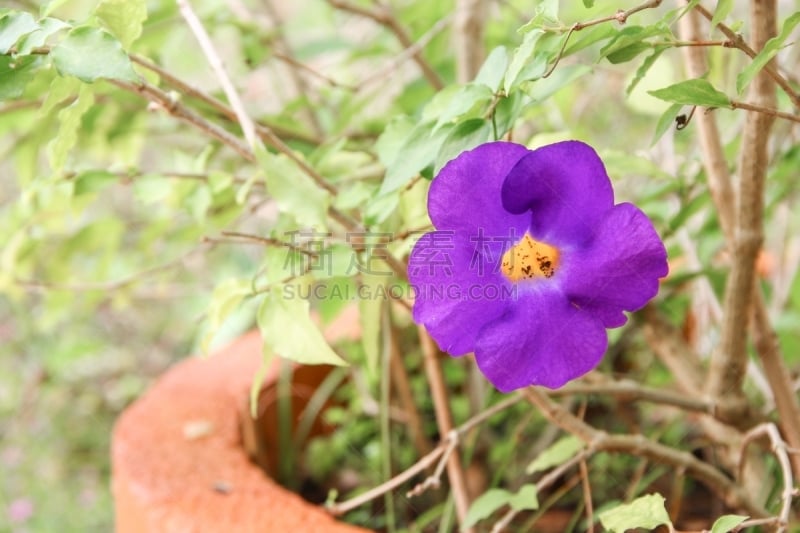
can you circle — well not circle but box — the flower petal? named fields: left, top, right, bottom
left=409, top=231, right=513, bottom=355
left=501, top=141, right=614, bottom=246
left=429, top=141, right=530, bottom=237
left=474, top=287, right=608, bottom=391
left=562, top=203, right=668, bottom=328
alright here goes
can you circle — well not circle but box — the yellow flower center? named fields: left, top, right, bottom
left=500, top=233, right=560, bottom=282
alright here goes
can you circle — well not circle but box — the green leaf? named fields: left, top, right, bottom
left=259, top=148, right=331, bottom=230
left=0, top=11, right=39, bottom=54
left=475, top=46, right=508, bottom=92
left=40, top=75, right=80, bottom=115
left=47, top=83, right=94, bottom=171
left=375, top=115, right=414, bottom=167
left=526, top=435, right=584, bottom=474
left=74, top=170, right=117, bottom=195
left=648, top=78, right=730, bottom=107
left=434, top=83, right=493, bottom=129
left=508, top=484, right=539, bottom=512
left=463, top=488, right=512, bottom=528
left=0, top=54, right=40, bottom=99
left=564, top=25, right=615, bottom=56
left=518, top=0, right=560, bottom=32
left=95, top=0, right=147, bottom=49
left=606, top=41, right=651, bottom=64
left=41, top=0, right=71, bottom=17
left=582, top=0, right=594, bottom=6
left=710, top=514, right=749, bottom=533
left=379, top=120, right=451, bottom=195
left=434, top=118, right=491, bottom=173
left=736, top=12, right=800, bottom=94
left=598, top=493, right=672, bottom=533
left=201, top=279, right=253, bottom=353
left=257, top=285, right=348, bottom=366
left=626, top=46, right=667, bottom=95
left=504, top=29, right=543, bottom=93
left=492, top=91, right=522, bottom=135
left=16, top=17, right=69, bottom=55
left=51, top=25, right=138, bottom=82
left=600, top=24, right=670, bottom=61
left=651, top=102, right=683, bottom=145
left=709, top=0, right=733, bottom=29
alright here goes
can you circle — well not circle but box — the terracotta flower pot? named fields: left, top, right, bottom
left=112, top=307, right=370, bottom=532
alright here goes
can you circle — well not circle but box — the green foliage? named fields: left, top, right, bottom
left=0, top=11, right=38, bottom=53
left=95, top=0, right=147, bottom=49
left=710, top=514, right=749, bottom=533
left=648, top=78, right=731, bottom=107
left=52, top=26, right=138, bottom=82
left=598, top=493, right=672, bottom=533
left=525, top=434, right=584, bottom=474
left=257, top=285, right=347, bottom=366
left=463, top=484, right=539, bottom=528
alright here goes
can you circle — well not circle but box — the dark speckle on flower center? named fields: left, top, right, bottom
left=500, top=233, right=559, bottom=282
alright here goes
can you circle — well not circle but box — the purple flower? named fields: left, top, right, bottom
left=408, top=141, right=668, bottom=391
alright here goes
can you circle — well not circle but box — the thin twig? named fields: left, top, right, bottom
left=15, top=247, right=202, bottom=293
left=739, top=423, right=795, bottom=532
left=572, top=0, right=663, bottom=30
left=219, top=231, right=320, bottom=255
left=388, top=316, right=433, bottom=459
left=730, top=100, right=800, bottom=124
left=328, top=0, right=445, bottom=90
left=357, top=15, right=452, bottom=91
left=327, top=443, right=446, bottom=516
left=272, top=51, right=357, bottom=91
left=549, top=378, right=715, bottom=413
left=418, top=326, right=473, bottom=531
left=262, top=0, right=325, bottom=136
left=177, top=0, right=258, bottom=150
left=406, top=430, right=459, bottom=497
left=326, top=393, right=524, bottom=516
left=579, top=458, right=594, bottom=533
